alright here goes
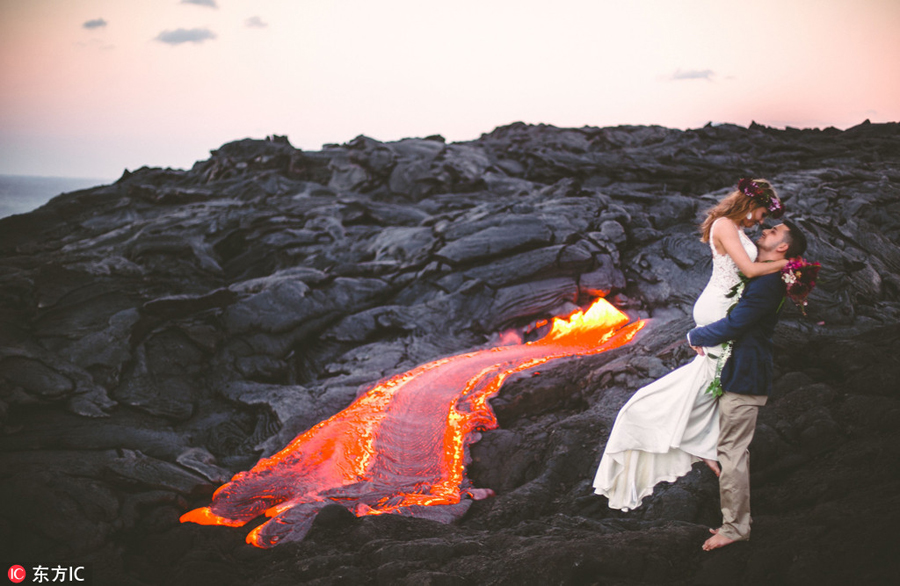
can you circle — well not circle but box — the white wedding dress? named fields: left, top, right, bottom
left=592, top=218, right=757, bottom=510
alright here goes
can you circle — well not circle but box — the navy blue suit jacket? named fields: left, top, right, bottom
left=687, top=272, right=785, bottom=396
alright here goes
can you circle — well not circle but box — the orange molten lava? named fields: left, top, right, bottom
left=181, top=298, right=644, bottom=546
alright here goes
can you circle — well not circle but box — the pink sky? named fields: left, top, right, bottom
left=1, top=0, right=899, bottom=178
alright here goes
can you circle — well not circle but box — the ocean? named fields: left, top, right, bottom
left=0, top=174, right=114, bottom=219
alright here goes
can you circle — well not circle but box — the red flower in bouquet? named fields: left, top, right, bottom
left=781, top=257, right=821, bottom=315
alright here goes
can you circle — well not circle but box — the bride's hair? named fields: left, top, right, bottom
left=699, top=179, right=779, bottom=242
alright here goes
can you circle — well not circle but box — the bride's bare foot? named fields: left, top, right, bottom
left=703, top=459, right=721, bottom=477
left=702, top=528, right=736, bottom=551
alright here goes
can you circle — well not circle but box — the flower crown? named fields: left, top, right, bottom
left=738, top=178, right=785, bottom=218
left=781, top=257, right=821, bottom=315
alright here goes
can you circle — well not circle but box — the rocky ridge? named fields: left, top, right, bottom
left=1, top=121, right=899, bottom=585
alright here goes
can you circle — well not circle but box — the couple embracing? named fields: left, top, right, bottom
left=592, top=178, right=811, bottom=551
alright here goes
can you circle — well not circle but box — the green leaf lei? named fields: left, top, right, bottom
left=704, top=274, right=749, bottom=398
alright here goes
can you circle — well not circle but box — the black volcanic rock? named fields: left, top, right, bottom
left=1, top=123, right=899, bottom=585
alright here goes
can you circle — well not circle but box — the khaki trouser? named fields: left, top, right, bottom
left=717, top=392, right=768, bottom=541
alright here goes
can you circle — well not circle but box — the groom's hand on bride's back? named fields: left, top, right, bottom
left=691, top=345, right=705, bottom=356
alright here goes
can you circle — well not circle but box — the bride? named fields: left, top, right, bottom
left=592, top=178, right=788, bottom=511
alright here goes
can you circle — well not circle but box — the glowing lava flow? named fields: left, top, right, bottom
left=181, top=298, right=644, bottom=546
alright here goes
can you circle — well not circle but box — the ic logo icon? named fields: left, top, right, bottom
left=8, top=565, right=26, bottom=583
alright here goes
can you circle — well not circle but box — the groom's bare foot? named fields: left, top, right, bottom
left=703, top=459, right=721, bottom=477
left=702, top=528, right=735, bottom=551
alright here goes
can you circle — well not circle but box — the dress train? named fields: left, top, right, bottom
left=592, top=355, right=718, bottom=510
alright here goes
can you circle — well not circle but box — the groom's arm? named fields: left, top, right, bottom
left=687, top=274, right=784, bottom=348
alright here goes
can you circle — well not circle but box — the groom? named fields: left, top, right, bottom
left=687, top=220, right=807, bottom=551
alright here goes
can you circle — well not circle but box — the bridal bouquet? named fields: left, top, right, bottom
left=780, top=257, right=821, bottom=315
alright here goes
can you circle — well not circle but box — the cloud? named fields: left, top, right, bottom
left=180, top=0, right=218, bottom=7
left=672, top=69, right=715, bottom=81
left=82, top=18, right=107, bottom=30
left=154, top=28, right=217, bottom=45
left=245, top=16, right=268, bottom=29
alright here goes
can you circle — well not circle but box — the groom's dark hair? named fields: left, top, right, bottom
left=782, top=220, right=807, bottom=258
